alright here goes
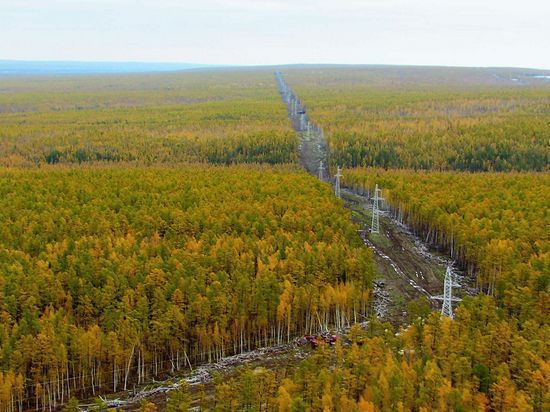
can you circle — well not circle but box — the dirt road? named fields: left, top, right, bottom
left=342, top=189, right=449, bottom=324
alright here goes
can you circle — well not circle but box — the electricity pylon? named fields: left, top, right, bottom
left=300, top=113, right=306, bottom=130
left=335, top=166, right=342, bottom=198
left=433, top=265, right=462, bottom=318
left=441, top=267, right=455, bottom=318
left=318, top=160, right=325, bottom=181
left=371, top=184, right=384, bottom=234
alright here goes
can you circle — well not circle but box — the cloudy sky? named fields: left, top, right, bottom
left=2, top=0, right=549, bottom=68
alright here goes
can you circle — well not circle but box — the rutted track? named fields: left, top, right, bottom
left=342, top=189, right=445, bottom=323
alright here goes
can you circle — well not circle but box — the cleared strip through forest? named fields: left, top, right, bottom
left=275, top=71, right=328, bottom=178
left=274, top=72, right=464, bottom=323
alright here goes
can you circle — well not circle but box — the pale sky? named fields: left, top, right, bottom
left=2, top=0, right=550, bottom=69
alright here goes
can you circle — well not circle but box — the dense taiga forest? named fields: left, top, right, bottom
left=222, top=169, right=548, bottom=411
left=0, top=66, right=548, bottom=411
left=213, top=68, right=549, bottom=411
left=0, top=166, right=373, bottom=408
left=0, top=71, right=296, bottom=166
left=284, top=67, right=549, bottom=171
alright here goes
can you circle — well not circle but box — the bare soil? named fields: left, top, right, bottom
left=342, top=189, right=449, bottom=324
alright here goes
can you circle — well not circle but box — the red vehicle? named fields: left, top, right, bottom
left=304, top=335, right=319, bottom=348
left=300, top=334, right=337, bottom=348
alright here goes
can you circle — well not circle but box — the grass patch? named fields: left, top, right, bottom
left=369, top=232, right=392, bottom=248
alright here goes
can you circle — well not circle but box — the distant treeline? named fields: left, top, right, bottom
left=285, top=67, right=550, bottom=172
left=0, top=71, right=298, bottom=166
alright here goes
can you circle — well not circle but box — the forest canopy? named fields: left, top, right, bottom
left=0, top=66, right=548, bottom=410
left=284, top=67, right=550, bottom=171
left=0, top=70, right=297, bottom=166
left=220, top=167, right=549, bottom=411
left=0, top=165, right=374, bottom=409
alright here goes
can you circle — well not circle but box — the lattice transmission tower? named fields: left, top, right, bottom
left=433, top=266, right=462, bottom=318
left=335, top=166, right=342, bottom=198
left=300, top=113, right=306, bottom=131
left=371, top=184, right=384, bottom=234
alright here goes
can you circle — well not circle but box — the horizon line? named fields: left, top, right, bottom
left=1, top=59, right=550, bottom=72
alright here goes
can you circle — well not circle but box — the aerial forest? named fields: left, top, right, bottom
left=0, top=66, right=548, bottom=411
left=0, top=166, right=374, bottom=409
left=285, top=67, right=549, bottom=171
left=217, top=170, right=549, bottom=411
left=0, top=71, right=296, bottom=166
